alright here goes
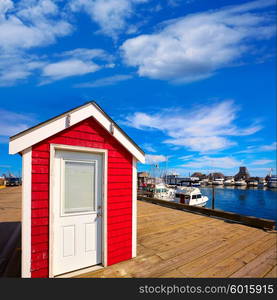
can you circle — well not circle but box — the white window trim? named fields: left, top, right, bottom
left=132, top=157, right=137, bottom=258
left=21, top=147, right=32, bottom=278
left=49, top=144, right=108, bottom=278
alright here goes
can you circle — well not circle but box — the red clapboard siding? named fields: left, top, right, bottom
left=32, top=208, right=49, bottom=218
left=109, top=228, right=132, bottom=238
left=32, top=183, right=48, bottom=191
left=30, top=116, right=133, bottom=277
left=31, top=217, right=48, bottom=227
left=32, top=191, right=49, bottom=200
left=31, top=259, right=48, bottom=271
left=32, top=158, right=49, bottom=165
left=108, top=201, right=132, bottom=210
left=32, top=226, right=48, bottom=236
left=32, top=200, right=48, bottom=209
left=31, top=268, right=49, bottom=278
left=32, top=151, right=49, bottom=158
left=31, top=251, right=48, bottom=261
left=108, top=169, right=132, bottom=176
left=32, top=165, right=49, bottom=174
left=32, top=234, right=48, bottom=244
left=108, top=207, right=131, bottom=217
left=32, top=174, right=49, bottom=183
left=32, top=242, right=48, bottom=253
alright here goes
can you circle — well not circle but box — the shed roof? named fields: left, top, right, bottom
left=9, top=101, right=145, bottom=163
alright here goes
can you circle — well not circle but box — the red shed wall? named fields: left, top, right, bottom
left=31, top=117, right=133, bottom=277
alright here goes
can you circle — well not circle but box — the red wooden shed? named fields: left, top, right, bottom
left=9, top=102, right=145, bottom=278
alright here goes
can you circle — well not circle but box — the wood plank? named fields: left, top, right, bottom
left=264, top=265, right=277, bottom=278
left=133, top=228, right=254, bottom=278
left=196, top=234, right=276, bottom=277
left=177, top=229, right=267, bottom=277
left=230, top=246, right=277, bottom=278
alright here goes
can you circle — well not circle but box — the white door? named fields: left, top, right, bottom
left=52, top=150, right=103, bottom=276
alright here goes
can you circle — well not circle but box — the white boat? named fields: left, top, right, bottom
left=247, top=180, right=258, bottom=187
left=145, top=182, right=176, bottom=201
left=175, top=187, right=208, bottom=207
left=235, top=180, right=247, bottom=186
left=267, top=175, right=277, bottom=188
left=224, top=178, right=235, bottom=186
left=258, top=178, right=266, bottom=188
left=212, top=178, right=224, bottom=185
left=200, top=179, right=209, bottom=186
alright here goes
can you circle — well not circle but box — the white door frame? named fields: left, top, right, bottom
left=49, top=144, right=108, bottom=278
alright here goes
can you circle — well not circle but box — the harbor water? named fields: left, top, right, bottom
left=200, top=186, right=277, bottom=224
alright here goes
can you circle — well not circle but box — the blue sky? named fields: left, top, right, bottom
left=0, top=0, right=276, bottom=177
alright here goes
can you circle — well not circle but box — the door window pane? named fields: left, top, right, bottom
left=64, top=161, right=96, bottom=214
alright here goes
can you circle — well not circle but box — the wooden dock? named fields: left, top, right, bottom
left=78, top=200, right=277, bottom=278
left=0, top=186, right=21, bottom=222
left=0, top=187, right=276, bottom=278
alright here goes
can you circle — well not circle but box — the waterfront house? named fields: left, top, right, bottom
left=9, top=102, right=145, bottom=278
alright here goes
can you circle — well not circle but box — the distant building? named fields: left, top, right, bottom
left=191, top=172, right=207, bottom=180
left=208, top=172, right=225, bottom=180
left=234, top=166, right=250, bottom=180
left=138, top=172, right=149, bottom=187
left=137, top=172, right=157, bottom=187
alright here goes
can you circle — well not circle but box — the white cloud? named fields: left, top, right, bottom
left=0, top=109, right=36, bottom=142
left=145, top=154, right=167, bottom=164
left=181, top=156, right=242, bottom=169
left=259, top=142, right=276, bottom=151
left=0, top=53, right=48, bottom=86
left=1, top=47, right=113, bottom=86
left=165, top=136, right=236, bottom=152
left=142, top=143, right=156, bottom=152
left=0, top=0, right=73, bottom=86
left=124, top=100, right=262, bottom=152
left=69, top=0, right=149, bottom=38
left=59, top=48, right=113, bottom=62
left=250, top=159, right=274, bottom=165
left=121, top=0, right=275, bottom=83
left=41, top=59, right=100, bottom=83
left=76, top=74, right=132, bottom=87
left=39, top=48, right=113, bottom=84
left=179, top=154, right=194, bottom=160
left=0, top=0, right=72, bottom=51
left=236, top=142, right=276, bottom=153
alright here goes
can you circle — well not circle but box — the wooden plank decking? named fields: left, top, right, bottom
left=0, top=187, right=276, bottom=278
left=78, top=200, right=277, bottom=278
left=0, top=186, right=21, bottom=222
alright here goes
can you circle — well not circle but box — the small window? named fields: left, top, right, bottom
left=192, top=195, right=197, bottom=199
left=185, top=195, right=190, bottom=200
left=197, top=194, right=202, bottom=198
left=63, top=160, right=96, bottom=214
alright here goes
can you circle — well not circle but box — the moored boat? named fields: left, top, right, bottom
left=258, top=178, right=267, bottom=188
left=144, top=182, right=176, bottom=201
left=175, top=187, right=208, bottom=207
left=212, top=178, right=224, bottom=185
left=247, top=180, right=258, bottom=187
left=224, top=178, right=235, bottom=186
left=267, top=175, right=277, bottom=188
left=235, top=179, right=247, bottom=186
